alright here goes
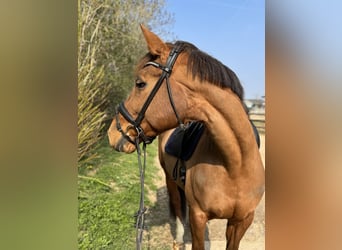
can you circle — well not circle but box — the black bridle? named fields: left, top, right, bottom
left=115, top=43, right=184, bottom=145
left=115, top=43, right=184, bottom=250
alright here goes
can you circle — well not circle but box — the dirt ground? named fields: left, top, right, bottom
left=144, top=134, right=265, bottom=250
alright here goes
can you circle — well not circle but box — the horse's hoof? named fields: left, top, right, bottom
left=173, top=240, right=185, bottom=250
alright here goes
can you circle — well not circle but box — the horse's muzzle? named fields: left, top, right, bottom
left=108, top=129, right=136, bottom=153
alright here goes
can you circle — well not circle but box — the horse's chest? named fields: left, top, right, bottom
left=189, top=169, right=263, bottom=219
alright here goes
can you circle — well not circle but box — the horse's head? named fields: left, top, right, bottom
left=108, top=25, right=189, bottom=152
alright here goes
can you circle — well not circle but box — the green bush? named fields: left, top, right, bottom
left=78, top=66, right=107, bottom=162
left=78, top=0, right=174, bottom=164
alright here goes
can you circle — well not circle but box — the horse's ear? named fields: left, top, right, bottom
left=140, top=24, right=168, bottom=56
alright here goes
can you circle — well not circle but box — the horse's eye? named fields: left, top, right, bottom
left=136, top=81, right=146, bottom=89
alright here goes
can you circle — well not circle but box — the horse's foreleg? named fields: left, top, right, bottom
left=189, top=208, right=207, bottom=250
left=226, top=212, right=254, bottom=250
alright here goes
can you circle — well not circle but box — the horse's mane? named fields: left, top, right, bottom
left=137, top=40, right=244, bottom=100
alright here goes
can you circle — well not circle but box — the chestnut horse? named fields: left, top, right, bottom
left=108, top=25, right=264, bottom=250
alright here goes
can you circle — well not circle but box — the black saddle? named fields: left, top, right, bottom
left=165, top=122, right=204, bottom=161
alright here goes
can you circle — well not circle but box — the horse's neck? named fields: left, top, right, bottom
left=188, top=85, right=258, bottom=173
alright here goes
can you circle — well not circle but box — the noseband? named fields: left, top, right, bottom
left=116, top=43, right=184, bottom=145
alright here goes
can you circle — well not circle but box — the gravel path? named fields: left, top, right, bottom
left=144, top=134, right=265, bottom=250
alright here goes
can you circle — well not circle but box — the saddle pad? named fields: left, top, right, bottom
left=165, top=122, right=205, bottom=161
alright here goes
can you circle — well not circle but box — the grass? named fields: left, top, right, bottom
left=78, top=138, right=160, bottom=249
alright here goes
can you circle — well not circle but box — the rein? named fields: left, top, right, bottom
left=115, top=43, right=184, bottom=250
left=134, top=138, right=147, bottom=250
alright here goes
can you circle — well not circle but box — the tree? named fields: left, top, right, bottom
left=78, top=0, right=174, bottom=164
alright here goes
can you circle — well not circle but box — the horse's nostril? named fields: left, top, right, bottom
left=114, top=141, right=123, bottom=152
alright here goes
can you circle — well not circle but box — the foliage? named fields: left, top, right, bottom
left=78, top=63, right=107, bottom=162
left=78, top=139, right=159, bottom=249
left=78, top=0, right=174, bottom=164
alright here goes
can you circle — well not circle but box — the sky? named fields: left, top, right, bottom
left=164, top=0, right=265, bottom=99
left=269, top=0, right=342, bottom=83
